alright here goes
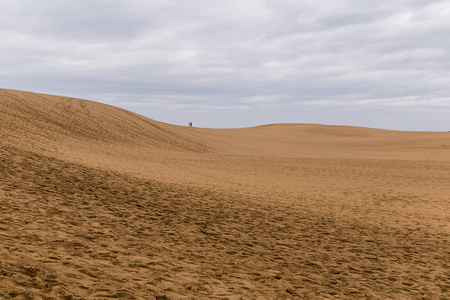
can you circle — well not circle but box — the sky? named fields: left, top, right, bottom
left=1, top=0, right=450, bottom=131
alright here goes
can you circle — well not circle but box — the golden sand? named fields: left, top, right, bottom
left=1, top=89, right=449, bottom=299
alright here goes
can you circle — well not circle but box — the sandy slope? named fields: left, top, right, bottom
left=190, top=123, right=450, bottom=160
left=0, top=89, right=449, bottom=299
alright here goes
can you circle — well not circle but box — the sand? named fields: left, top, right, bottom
left=0, top=89, right=449, bottom=299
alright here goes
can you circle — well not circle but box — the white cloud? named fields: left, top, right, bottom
left=1, top=0, right=450, bottom=130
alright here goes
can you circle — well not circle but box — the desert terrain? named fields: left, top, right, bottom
left=0, top=89, right=449, bottom=299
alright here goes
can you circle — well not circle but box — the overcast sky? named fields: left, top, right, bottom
left=1, top=0, right=450, bottom=130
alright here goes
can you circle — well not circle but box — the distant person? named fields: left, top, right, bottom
left=189, top=122, right=193, bottom=127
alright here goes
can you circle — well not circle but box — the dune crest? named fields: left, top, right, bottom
left=0, top=89, right=209, bottom=154
left=2, top=89, right=449, bottom=162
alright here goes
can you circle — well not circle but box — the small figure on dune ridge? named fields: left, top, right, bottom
left=189, top=122, right=193, bottom=127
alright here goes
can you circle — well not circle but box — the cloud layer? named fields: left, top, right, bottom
left=2, top=0, right=450, bottom=130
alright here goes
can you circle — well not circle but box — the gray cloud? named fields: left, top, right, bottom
left=1, top=0, right=449, bottom=130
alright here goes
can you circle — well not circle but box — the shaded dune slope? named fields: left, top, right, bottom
left=1, top=89, right=450, bottom=299
left=2, top=143, right=448, bottom=299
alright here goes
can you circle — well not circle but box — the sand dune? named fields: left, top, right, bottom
left=1, top=89, right=449, bottom=299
